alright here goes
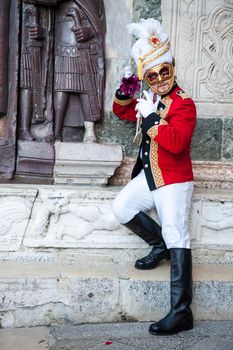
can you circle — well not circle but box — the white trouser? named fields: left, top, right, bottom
left=112, top=170, right=194, bottom=249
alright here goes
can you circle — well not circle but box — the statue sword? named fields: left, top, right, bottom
left=66, top=7, right=82, bottom=28
left=26, top=5, right=45, bottom=123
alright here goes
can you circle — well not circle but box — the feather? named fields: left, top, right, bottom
left=127, top=18, right=163, bottom=39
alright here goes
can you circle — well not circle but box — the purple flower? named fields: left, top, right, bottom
left=120, top=74, right=141, bottom=97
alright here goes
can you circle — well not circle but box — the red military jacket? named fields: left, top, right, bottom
left=113, top=83, right=196, bottom=191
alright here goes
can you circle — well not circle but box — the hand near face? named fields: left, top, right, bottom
left=135, top=90, right=161, bottom=118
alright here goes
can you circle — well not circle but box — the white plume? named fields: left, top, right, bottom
left=127, top=18, right=163, bottom=39
left=127, top=18, right=173, bottom=77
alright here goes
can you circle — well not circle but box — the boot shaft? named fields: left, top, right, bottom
left=170, top=248, right=192, bottom=311
left=124, top=211, right=164, bottom=246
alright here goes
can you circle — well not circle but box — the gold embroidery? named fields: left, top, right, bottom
left=147, top=126, right=158, bottom=139
left=157, top=96, right=172, bottom=118
left=114, top=96, right=133, bottom=105
left=150, top=140, right=165, bottom=188
left=147, top=120, right=168, bottom=139
left=160, top=119, right=168, bottom=126
left=176, top=90, right=191, bottom=99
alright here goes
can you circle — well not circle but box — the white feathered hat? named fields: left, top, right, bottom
left=127, top=18, right=173, bottom=80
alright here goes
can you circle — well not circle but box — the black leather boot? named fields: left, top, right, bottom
left=123, top=212, right=169, bottom=269
left=149, top=248, right=193, bottom=335
left=135, top=243, right=170, bottom=270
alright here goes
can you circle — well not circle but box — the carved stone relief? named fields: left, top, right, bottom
left=24, top=189, right=146, bottom=248
left=0, top=189, right=37, bottom=251
left=190, top=191, right=233, bottom=246
left=162, top=0, right=233, bottom=116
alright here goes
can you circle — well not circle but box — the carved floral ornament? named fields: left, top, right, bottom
left=193, top=3, right=233, bottom=102
left=166, top=0, right=233, bottom=105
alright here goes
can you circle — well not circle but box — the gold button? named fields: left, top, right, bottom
left=159, top=107, right=163, bottom=111
left=146, top=140, right=150, bottom=144
left=154, top=121, right=159, bottom=125
left=144, top=152, right=148, bottom=156
left=145, top=164, right=148, bottom=168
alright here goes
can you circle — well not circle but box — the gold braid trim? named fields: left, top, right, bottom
left=137, top=39, right=170, bottom=80
left=114, top=96, right=133, bottom=106
left=147, top=126, right=159, bottom=139
left=140, top=39, right=169, bottom=61
left=142, top=45, right=170, bottom=69
left=157, top=96, right=172, bottom=119
left=147, top=120, right=168, bottom=139
left=149, top=140, right=165, bottom=188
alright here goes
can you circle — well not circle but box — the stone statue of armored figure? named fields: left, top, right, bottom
left=19, top=2, right=47, bottom=141
left=54, top=0, right=106, bottom=143
left=19, top=0, right=106, bottom=143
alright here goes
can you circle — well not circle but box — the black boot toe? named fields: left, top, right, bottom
left=135, top=246, right=170, bottom=270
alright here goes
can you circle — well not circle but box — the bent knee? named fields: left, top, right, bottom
left=112, top=197, right=139, bottom=224
left=112, top=197, right=126, bottom=223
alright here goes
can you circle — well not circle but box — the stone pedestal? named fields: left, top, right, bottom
left=54, top=142, right=123, bottom=185
left=16, top=141, right=54, bottom=180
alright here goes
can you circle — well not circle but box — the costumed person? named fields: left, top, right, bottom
left=112, top=18, right=196, bottom=335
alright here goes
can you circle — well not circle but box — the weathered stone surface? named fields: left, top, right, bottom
left=0, top=188, right=37, bottom=251
left=193, top=161, right=233, bottom=189
left=96, top=112, right=138, bottom=158
left=134, top=0, right=161, bottom=20
left=191, top=188, right=233, bottom=240
left=191, top=118, right=223, bottom=161
left=120, top=279, right=170, bottom=321
left=162, top=0, right=233, bottom=116
left=223, top=118, right=233, bottom=161
left=0, top=261, right=233, bottom=327
left=23, top=187, right=146, bottom=249
left=0, top=184, right=233, bottom=263
left=110, top=157, right=233, bottom=189
left=0, top=327, right=49, bottom=350
left=54, top=142, right=123, bottom=185
left=47, top=321, right=233, bottom=350
left=103, top=0, right=133, bottom=115
left=16, top=141, right=54, bottom=179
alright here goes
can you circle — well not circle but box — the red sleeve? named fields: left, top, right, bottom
left=112, top=95, right=138, bottom=122
left=154, top=99, right=196, bottom=154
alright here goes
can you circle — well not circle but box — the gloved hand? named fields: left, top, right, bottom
left=135, top=90, right=161, bottom=118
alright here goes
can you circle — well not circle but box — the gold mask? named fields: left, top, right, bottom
left=144, top=63, right=175, bottom=95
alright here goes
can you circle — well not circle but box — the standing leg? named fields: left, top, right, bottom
left=149, top=182, right=194, bottom=335
left=112, top=170, right=169, bottom=269
left=54, top=91, right=69, bottom=141
left=83, top=121, right=97, bottom=143
left=19, top=89, right=34, bottom=141
left=80, top=93, right=97, bottom=143
left=149, top=248, right=193, bottom=335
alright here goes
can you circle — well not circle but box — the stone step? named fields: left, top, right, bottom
left=0, top=258, right=232, bottom=328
